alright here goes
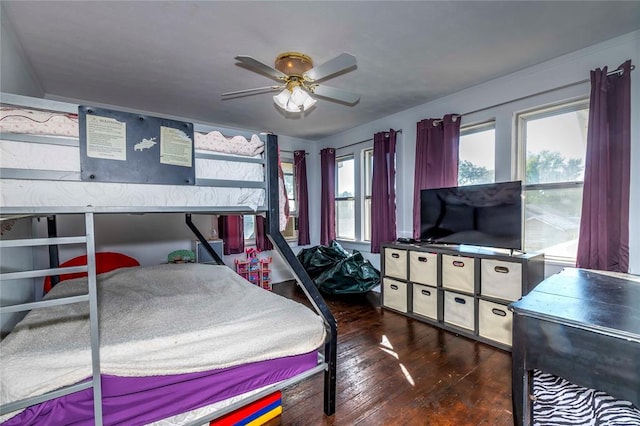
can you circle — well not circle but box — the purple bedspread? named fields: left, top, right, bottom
left=2, top=351, right=318, bottom=426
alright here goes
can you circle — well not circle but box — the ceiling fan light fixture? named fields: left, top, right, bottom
left=232, top=51, right=358, bottom=114
left=302, top=96, right=317, bottom=111
left=273, top=89, right=291, bottom=110
left=285, top=98, right=303, bottom=113
left=275, top=52, right=313, bottom=76
left=274, top=84, right=316, bottom=113
left=290, top=86, right=307, bottom=105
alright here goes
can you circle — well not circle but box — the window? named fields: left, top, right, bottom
left=280, top=160, right=298, bottom=240
left=335, top=156, right=355, bottom=240
left=363, top=149, right=373, bottom=241
left=242, top=160, right=297, bottom=243
left=281, top=161, right=295, bottom=212
left=243, top=215, right=254, bottom=241
left=518, top=99, right=588, bottom=260
left=458, top=121, right=495, bottom=186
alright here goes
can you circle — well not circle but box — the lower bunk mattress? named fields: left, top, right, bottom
left=2, top=352, right=315, bottom=426
left=0, top=264, right=327, bottom=425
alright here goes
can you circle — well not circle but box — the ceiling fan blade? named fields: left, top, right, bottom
left=311, top=84, right=360, bottom=105
left=221, top=85, right=283, bottom=98
left=304, top=53, right=357, bottom=82
left=235, top=56, right=287, bottom=80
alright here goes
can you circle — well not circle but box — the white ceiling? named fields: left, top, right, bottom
left=3, top=1, right=639, bottom=140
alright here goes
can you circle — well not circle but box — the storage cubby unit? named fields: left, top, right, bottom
left=380, top=242, right=545, bottom=350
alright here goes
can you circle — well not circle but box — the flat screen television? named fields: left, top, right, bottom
left=420, top=181, right=522, bottom=250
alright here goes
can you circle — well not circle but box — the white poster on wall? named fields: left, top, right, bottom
left=85, top=114, right=127, bottom=161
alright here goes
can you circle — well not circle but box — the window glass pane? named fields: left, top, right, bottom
left=282, top=216, right=297, bottom=240
left=525, top=108, right=588, bottom=185
left=281, top=162, right=293, bottom=174
left=363, top=197, right=372, bottom=241
left=336, top=157, right=355, bottom=197
left=524, top=186, right=583, bottom=258
left=284, top=174, right=294, bottom=199
left=364, top=150, right=373, bottom=196
left=458, top=125, right=495, bottom=186
left=336, top=200, right=355, bottom=239
left=363, top=149, right=373, bottom=241
left=281, top=160, right=295, bottom=213
left=243, top=215, right=255, bottom=240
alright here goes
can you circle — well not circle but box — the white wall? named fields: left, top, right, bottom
left=0, top=5, right=43, bottom=97
left=313, top=30, right=640, bottom=275
left=0, top=218, right=36, bottom=337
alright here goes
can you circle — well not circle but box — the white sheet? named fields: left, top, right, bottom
left=0, top=264, right=325, bottom=414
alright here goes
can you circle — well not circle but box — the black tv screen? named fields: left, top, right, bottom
left=420, top=181, right=522, bottom=250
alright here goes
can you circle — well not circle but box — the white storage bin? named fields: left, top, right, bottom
left=412, top=284, right=438, bottom=320
left=409, top=251, right=438, bottom=286
left=443, top=291, right=474, bottom=331
left=478, top=300, right=513, bottom=346
left=442, top=254, right=475, bottom=293
left=481, top=259, right=523, bottom=301
left=383, top=278, right=408, bottom=312
left=384, top=248, right=407, bottom=280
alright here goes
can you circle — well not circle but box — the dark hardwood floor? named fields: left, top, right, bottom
left=271, top=281, right=513, bottom=426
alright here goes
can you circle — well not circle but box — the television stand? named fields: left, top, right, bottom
left=380, top=242, right=545, bottom=350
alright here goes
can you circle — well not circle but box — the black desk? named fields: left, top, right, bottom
left=510, top=268, right=640, bottom=425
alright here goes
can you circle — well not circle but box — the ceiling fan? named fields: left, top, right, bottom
left=222, top=52, right=360, bottom=113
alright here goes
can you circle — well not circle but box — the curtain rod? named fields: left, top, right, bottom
left=431, top=64, right=635, bottom=125
left=329, top=129, right=403, bottom=152
left=279, top=149, right=308, bottom=155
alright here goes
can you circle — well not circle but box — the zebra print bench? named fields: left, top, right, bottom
left=533, top=370, right=640, bottom=425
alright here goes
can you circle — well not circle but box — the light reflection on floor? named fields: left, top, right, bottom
left=380, top=334, right=415, bottom=386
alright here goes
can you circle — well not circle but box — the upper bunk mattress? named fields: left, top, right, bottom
left=0, top=137, right=266, bottom=211
left=0, top=264, right=326, bottom=420
left=0, top=107, right=265, bottom=156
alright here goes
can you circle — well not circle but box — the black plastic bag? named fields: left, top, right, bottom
left=297, top=240, right=350, bottom=280
left=297, top=240, right=380, bottom=294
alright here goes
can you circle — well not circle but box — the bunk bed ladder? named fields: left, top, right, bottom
left=0, top=213, right=104, bottom=425
left=84, top=212, right=103, bottom=425
left=264, top=135, right=338, bottom=416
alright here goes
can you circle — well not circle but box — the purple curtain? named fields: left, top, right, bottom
left=412, top=114, right=461, bottom=239
left=320, top=148, right=336, bottom=245
left=576, top=60, right=631, bottom=272
left=371, top=130, right=397, bottom=253
left=294, top=150, right=310, bottom=245
left=255, top=215, right=273, bottom=251
left=218, top=215, right=244, bottom=255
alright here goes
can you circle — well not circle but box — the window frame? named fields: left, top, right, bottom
left=516, top=98, right=589, bottom=261
left=243, top=158, right=298, bottom=244
left=280, top=158, right=298, bottom=241
left=335, top=154, right=356, bottom=241
left=362, top=148, right=374, bottom=242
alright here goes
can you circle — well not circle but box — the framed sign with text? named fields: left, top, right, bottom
left=79, top=106, right=195, bottom=185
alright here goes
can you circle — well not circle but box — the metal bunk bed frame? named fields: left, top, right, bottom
left=0, top=93, right=337, bottom=424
